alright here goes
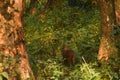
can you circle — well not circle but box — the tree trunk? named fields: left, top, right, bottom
left=115, top=0, right=120, bottom=25
left=0, top=0, right=35, bottom=80
left=97, top=0, right=119, bottom=62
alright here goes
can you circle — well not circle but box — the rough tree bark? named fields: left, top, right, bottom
left=97, top=0, right=119, bottom=62
left=0, top=0, right=35, bottom=80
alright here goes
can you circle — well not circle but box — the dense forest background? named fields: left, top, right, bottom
left=24, top=0, right=120, bottom=80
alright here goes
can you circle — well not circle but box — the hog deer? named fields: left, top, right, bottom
left=62, top=45, right=76, bottom=66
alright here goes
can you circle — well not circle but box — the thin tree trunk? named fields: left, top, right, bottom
left=114, top=0, right=120, bottom=62
left=0, top=0, right=35, bottom=80
left=97, top=0, right=118, bottom=62
left=115, top=0, right=120, bottom=25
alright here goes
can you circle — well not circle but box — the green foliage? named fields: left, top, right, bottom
left=36, top=57, right=63, bottom=80
left=62, top=63, right=101, bottom=80
left=0, top=63, right=8, bottom=80
left=79, top=63, right=101, bottom=80
left=26, top=0, right=31, bottom=8
left=0, top=52, right=21, bottom=80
